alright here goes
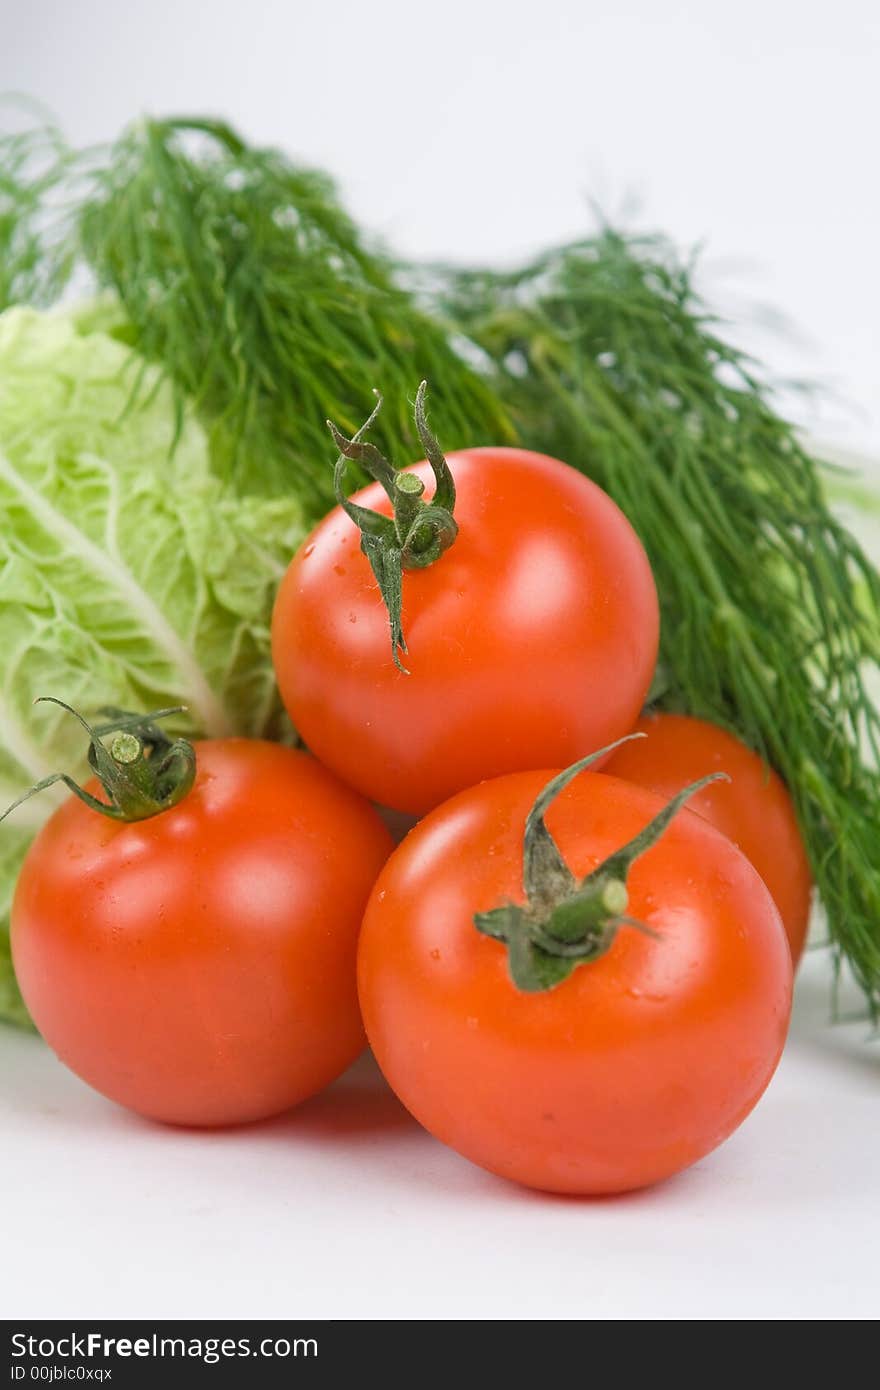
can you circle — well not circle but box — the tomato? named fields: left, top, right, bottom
left=272, top=445, right=659, bottom=815
left=358, top=764, right=792, bottom=1195
left=12, top=740, right=392, bottom=1126
left=603, top=713, right=812, bottom=962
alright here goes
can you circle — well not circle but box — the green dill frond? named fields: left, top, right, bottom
left=77, top=117, right=514, bottom=508
left=0, top=114, right=76, bottom=311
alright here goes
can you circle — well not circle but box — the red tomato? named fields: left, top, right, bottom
left=12, top=741, right=392, bottom=1126
left=358, top=768, right=792, bottom=1195
left=272, top=448, right=659, bottom=814
left=604, top=713, right=812, bottom=962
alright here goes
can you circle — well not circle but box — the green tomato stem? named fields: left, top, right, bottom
left=0, top=699, right=196, bottom=825
left=329, top=381, right=458, bottom=671
left=475, top=734, right=729, bottom=992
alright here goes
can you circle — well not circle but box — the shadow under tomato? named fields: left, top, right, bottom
left=454, top=1158, right=705, bottom=1210
left=266, top=1051, right=417, bottom=1143
left=162, top=1050, right=419, bottom=1146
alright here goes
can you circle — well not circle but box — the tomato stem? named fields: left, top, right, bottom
left=475, top=735, right=729, bottom=992
left=329, top=381, right=458, bottom=672
left=0, top=699, right=196, bottom=825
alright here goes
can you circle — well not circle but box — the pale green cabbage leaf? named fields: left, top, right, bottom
left=0, top=306, right=306, bottom=1025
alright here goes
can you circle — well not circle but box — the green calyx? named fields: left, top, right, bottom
left=329, top=381, right=458, bottom=671
left=0, top=698, right=196, bottom=826
left=475, top=733, right=728, bottom=992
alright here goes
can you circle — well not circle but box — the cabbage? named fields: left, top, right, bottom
left=0, top=306, right=306, bottom=1024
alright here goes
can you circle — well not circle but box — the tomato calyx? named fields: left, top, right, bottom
left=328, top=381, right=458, bottom=672
left=0, top=698, right=196, bottom=826
left=474, top=734, right=728, bottom=992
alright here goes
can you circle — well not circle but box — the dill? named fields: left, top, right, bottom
left=0, top=116, right=74, bottom=311
left=76, top=117, right=515, bottom=508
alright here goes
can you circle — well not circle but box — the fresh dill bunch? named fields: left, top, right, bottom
left=0, top=117, right=76, bottom=311
left=434, top=229, right=880, bottom=1015
left=76, top=117, right=514, bottom=510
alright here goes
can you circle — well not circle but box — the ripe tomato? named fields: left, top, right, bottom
left=603, top=713, right=812, bottom=962
left=12, top=740, right=392, bottom=1126
left=272, top=446, right=659, bottom=815
left=358, top=765, right=792, bottom=1194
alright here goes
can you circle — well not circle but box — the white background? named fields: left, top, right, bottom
left=2, top=0, right=879, bottom=1323
left=4, top=0, right=880, bottom=456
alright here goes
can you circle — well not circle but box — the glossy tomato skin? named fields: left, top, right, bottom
left=604, top=713, right=812, bottom=963
left=358, top=770, right=792, bottom=1195
left=12, top=741, right=393, bottom=1127
left=272, top=448, right=659, bottom=815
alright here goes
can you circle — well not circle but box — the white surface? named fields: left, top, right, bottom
left=4, top=0, right=880, bottom=456
left=0, top=952, right=877, bottom=1321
